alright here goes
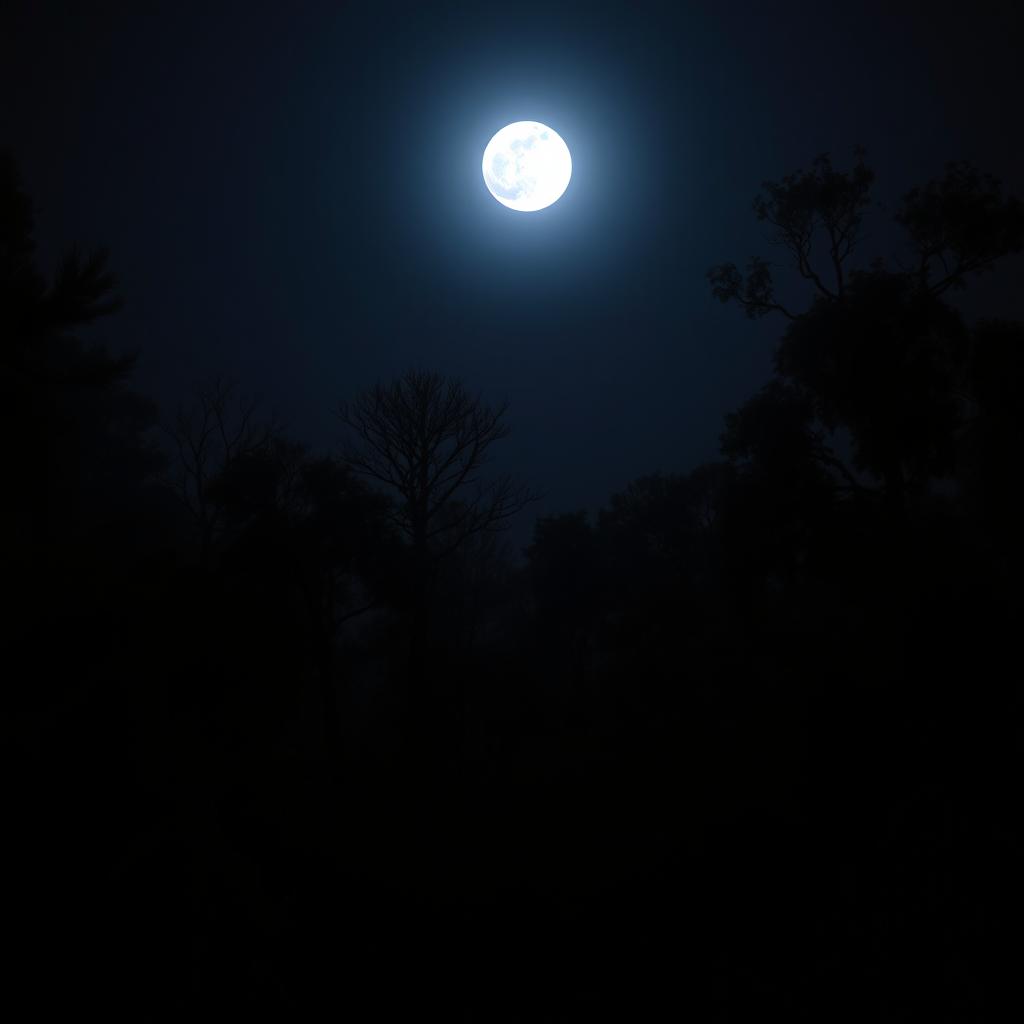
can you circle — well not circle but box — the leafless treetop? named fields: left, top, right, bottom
left=338, top=369, right=535, bottom=554
left=166, top=376, right=280, bottom=551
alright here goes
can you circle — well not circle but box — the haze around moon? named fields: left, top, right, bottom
left=482, top=121, right=572, bottom=212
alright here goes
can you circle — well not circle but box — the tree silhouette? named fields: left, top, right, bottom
left=898, top=162, right=1024, bottom=295
left=194, top=435, right=399, bottom=768
left=0, top=151, right=162, bottom=562
left=777, top=273, right=968, bottom=522
left=338, top=368, right=535, bottom=559
left=166, top=376, right=281, bottom=564
left=338, top=368, right=535, bottom=768
left=958, top=318, right=1024, bottom=555
left=708, top=151, right=875, bottom=317
left=709, top=154, right=1022, bottom=318
left=709, top=154, right=1023, bottom=527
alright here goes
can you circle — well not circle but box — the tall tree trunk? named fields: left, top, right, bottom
left=300, top=576, right=345, bottom=778
left=883, top=457, right=908, bottom=533
left=316, top=626, right=344, bottom=778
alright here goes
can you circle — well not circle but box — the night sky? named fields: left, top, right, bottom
left=4, top=0, right=1023, bottom=539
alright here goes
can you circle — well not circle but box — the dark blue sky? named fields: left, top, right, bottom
left=4, top=1, right=1023, bottom=540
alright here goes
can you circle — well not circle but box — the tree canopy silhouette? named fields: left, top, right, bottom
left=708, top=153, right=1024, bottom=527
left=708, top=153, right=1022, bottom=317
left=0, top=151, right=161, bottom=562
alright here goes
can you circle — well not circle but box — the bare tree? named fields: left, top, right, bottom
left=337, top=369, right=536, bottom=559
left=166, top=376, right=280, bottom=561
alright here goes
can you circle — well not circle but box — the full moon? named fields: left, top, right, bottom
left=482, top=121, right=572, bottom=213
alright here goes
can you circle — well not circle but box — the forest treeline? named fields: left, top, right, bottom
left=4, top=148, right=1023, bottom=1020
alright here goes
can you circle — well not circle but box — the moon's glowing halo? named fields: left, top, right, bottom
left=482, top=121, right=572, bottom=212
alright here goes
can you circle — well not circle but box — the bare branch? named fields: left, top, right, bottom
left=164, top=376, right=280, bottom=556
left=338, top=369, right=535, bottom=557
left=708, top=258, right=798, bottom=320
